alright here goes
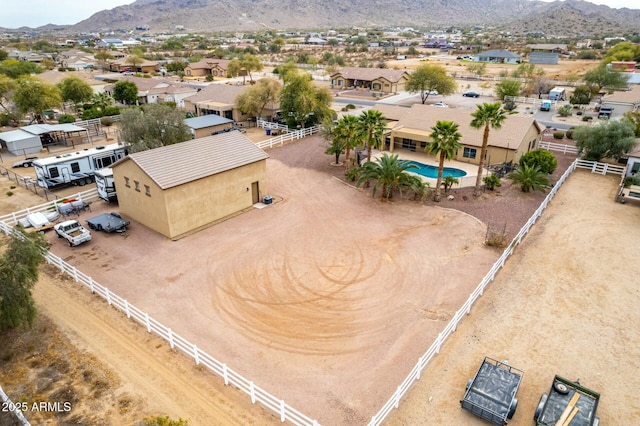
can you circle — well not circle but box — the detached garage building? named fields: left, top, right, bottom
left=112, top=132, right=269, bottom=239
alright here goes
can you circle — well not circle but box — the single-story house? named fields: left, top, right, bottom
left=184, top=115, right=234, bottom=138
left=330, top=67, right=410, bottom=94
left=104, top=77, right=198, bottom=107
left=600, top=85, right=640, bottom=115
left=111, top=132, right=269, bottom=239
left=183, top=83, right=278, bottom=122
left=475, top=49, right=521, bottom=64
left=378, top=104, right=544, bottom=166
left=526, top=44, right=567, bottom=65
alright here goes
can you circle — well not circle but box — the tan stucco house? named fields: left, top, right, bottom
left=111, top=133, right=269, bottom=239
left=601, top=85, right=640, bottom=116
left=378, top=104, right=544, bottom=166
left=184, top=59, right=234, bottom=78
left=183, top=83, right=279, bottom=122
left=330, top=67, right=410, bottom=94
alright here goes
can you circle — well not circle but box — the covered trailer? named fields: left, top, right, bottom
left=0, top=129, right=43, bottom=155
left=549, top=87, right=566, bottom=101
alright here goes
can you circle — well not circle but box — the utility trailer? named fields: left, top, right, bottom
left=86, top=213, right=130, bottom=233
left=461, top=357, right=523, bottom=425
left=534, top=376, right=600, bottom=426
left=33, top=143, right=127, bottom=188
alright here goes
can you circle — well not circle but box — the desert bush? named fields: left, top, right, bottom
left=582, top=116, right=593, bottom=122
left=483, top=174, right=502, bottom=191
left=566, top=127, right=575, bottom=139
left=553, top=131, right=565, bottom=139
left=557, top=105, right=573, bottom=117
left=57, top=114, right=76, bottom=124
left=519, top=149, right=558, bottom=174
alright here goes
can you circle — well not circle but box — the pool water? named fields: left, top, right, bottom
left=405, top=160, right=467, bottom=179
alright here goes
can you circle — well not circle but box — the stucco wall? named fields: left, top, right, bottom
left=113, top=159, right=267, bottom=239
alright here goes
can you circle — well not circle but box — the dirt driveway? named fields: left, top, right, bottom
left=386, top=171, right=640, bottom=425
left=33, top=135, right=498, bottom=424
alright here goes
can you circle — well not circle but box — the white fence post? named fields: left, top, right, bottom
left=106, top=289, right=111, bottom=306
left=145, top=313, right=151, bottom=333
left=193, top=344, right=200, bottom=365
left=168, top=328, right=174, bottom=349
left=223, top=363, right=229, bottom=385
left=124, top=300, right=130, bottom=318
left=280, top=400, right=286, bottom=422
left=89, top=277, right=95, bottom=293
left=250, top=381, right=256, bottom=403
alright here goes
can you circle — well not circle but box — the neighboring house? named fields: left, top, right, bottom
left=104, top=76, right=198, bottom=106
left=610, top=61, right=638, bottom=72
left=424, top=39, right=454, bottom=49
left=527, top=44, right=567, bottom=65
left=183, top=83, right=278, bottom=122
left=58, top=49, right=97, bottom=70
left=184, top=59, right=232, bottom=78
left=600, top=85, right=640, bottom=116
left=184, top=114, right=234, bottom=138
left=108, top=56, right=158, bottom=73
left=378, top=104, right=543, bottom=166
left=111, top=132, right=269, bottom=239
left=330, top=67, right=410, bottom=94
left=475, top=49, right=521, bottom=64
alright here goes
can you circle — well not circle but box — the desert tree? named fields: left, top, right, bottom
left=112, top=80, right=138, bottom=105
left=58, top=76, right=94, bottom=105
left=406, top=63, right=457, bottom=104
left=573, top=120, right=636, bottom=161
left=584, top=64, right=628, bottom=92
left=0, top=74, right=16, bottom=114
left=427, top=120, right=462, bottom=202
left=279, top=73, right=333, bottom=128
left=495, top=79, right=521, bottom=101
left=119, top=103, right=192, bottom=153
left=470, top=102, right=507, bottom=197
left=235, top=77, right=281, bottom=120
left=0, top=230, right=47, bottom=332
left=12, top=76, right=62, bottom=123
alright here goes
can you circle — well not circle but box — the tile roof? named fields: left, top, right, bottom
left=602, top=85, right=640, bottom=105
left=115, top=132, right=268, bottom=190
left=331, top=67, right=409, bottom=83
left=387, top=103, right=541, bottom=148
left=183, top=83, right=248, bottom=104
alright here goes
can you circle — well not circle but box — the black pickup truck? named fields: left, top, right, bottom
left=461, top=357, right=524, bottom=425
left=534, top=376, right=600, bottom=426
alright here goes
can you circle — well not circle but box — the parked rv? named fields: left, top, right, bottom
left=549, top=87, right=566, bottom=101
left=33, top=144, right=127, bottom=188
left=95, top=167, right=117, bottom=202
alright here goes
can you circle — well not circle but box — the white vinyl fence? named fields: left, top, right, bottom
left=0, top=221, right=319, bottom=426
left=254, top=124, right=321, bottom=150
left=539, top=141, right=579, bottom=155
left=0, top=156, right=623, bottom=426
left=0, top=385, right=30, bottom=425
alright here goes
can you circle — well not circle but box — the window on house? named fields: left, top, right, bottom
left=420, top=142, right=427, bottom=149
left=70, top=162, right=80, bottom=173
left=463, top=147, right=477, bottom=159
left=124, top=177, right=130, bottom=188
left=49, top=167, right=59, bottom=178
left=402, top=138, right=416, bottom=152
left=134, top=181, right=140, bottom=192
left=145, top=185, right=151, bottom=196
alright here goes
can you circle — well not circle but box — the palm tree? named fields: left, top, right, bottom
left=357, top=109, right=387, bottom=162
left=470, top=103, right=507, bottom=197
left=334, top=115, right=360, bottom=169
left=427, top=120, right=462, bottom=202
left=506, top=164, right=550, bottom=192
left=325, top=138, right=346, bottom=165
left=356, top=153, right=418, bottom=200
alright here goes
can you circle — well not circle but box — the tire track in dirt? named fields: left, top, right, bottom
left=33, top=275, right=276, bottom=426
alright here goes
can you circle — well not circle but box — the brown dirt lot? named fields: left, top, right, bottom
left=1, top=136, right=638, bottom=425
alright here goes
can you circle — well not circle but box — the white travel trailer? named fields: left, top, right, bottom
left=548, top=87, right=566, bottom=101
left=94, top=167, right=117, bottom=202
left=33, top=143, right=127, bottom=188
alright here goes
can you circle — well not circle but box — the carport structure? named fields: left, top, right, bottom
left=20, top=123, right=92, bottom=148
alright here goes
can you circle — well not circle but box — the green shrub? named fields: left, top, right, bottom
left=565, top=127, right=575, bottom=139
left=100, top=116, right=114, bottom=127
left=57, top=67, right=67, bottom=72
left=557, top=104, right=573, bottom=117
left=346, top=104, right=356, bottom=110
left=553, top=131, right=565, bottom=139
left=345, top=166, right=361, bottom=182
left=519, top=149, right=558, bottom=174
left=624, top=176, right=640, bottom=187
left=582, top=116, right=593, bottom=122
left=58, top=114, right=76, bottom=124
left=483, top=174, right=502, bottom=191
left=6, top=191, right=14, bottom=197
left=143, top=416, right=188, bottom=426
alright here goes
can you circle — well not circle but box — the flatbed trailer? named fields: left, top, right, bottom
left=86, top=213, right=130, bottom=233
left=461, top=357, right=523, bottom=425
left=534, top=376, right=600, bottom=426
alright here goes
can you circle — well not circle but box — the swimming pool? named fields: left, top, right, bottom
left=405, top=160, right=467, bottom=179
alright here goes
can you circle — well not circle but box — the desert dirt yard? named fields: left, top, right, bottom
left=1, top=137, right=638, bottom=425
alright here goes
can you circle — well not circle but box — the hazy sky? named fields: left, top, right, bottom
left=1, top=0, right=638, bottom=29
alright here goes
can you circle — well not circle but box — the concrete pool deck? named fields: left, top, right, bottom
left=372, top=148, right=481, bottom=188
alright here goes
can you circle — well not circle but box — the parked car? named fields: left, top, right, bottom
left=432, top=102, right=449, bottom=108
left=463, top=91, right=480, bottom=98
left=428, top=90, right=439, bottom=95
left=12, top=157, right=38, bottom=168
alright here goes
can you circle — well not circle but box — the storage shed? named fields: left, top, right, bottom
left=0, top=129, right=43, bottom=155
left=111, top=132, right=269, bottom=239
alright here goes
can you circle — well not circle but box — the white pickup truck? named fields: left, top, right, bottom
left=54, top=220, right=92, bottom=247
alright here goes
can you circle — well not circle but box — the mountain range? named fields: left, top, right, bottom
left=8, top=0, right=640, bottom=36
